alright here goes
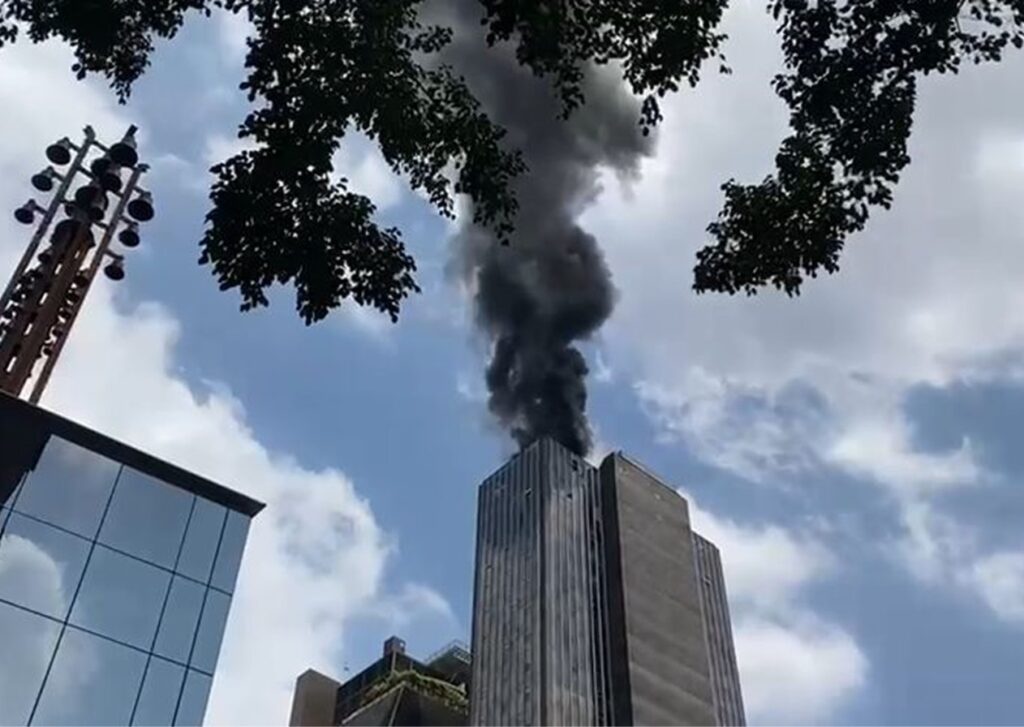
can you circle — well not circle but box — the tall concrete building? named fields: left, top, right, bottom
left=693, top=534, right=746, bottom=727
left=470, top=439, right=744, bottom=726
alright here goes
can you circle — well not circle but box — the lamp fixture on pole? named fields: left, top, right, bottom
left=0, top=124, right=155, bottom=403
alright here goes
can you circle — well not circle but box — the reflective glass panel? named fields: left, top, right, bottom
left=100, top=468, right=192, bottom=569
left=174, top=670, right=212, bottom=727
left=154, top=575, right=204, bottom=664
left=15, top=436, right=120, bottom=538
left=32, top=626, right=146, bottom=726
left=70, top=545, right=169, bottom=649
left=190, top=588, right=230, bottom=674
left=176, top=499, right=225, bottom=583
left=132, top=656, right=185, bottom=726
left=211, top=510, right=250, bottom=593
left=0, top=512, right=89, bottom=619
left=0, top=600, right=61, bottom=725
left=1, top=472, right=25, bottom=511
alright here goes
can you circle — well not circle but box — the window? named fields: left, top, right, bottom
left=0, top=411, right=260, bottom=726
left=177, top=499, right=225, bottom=583
left=189, top=588, right=231, bottom=674
left=174, top=670, right=212, bottom=726
left=100, top=468, right=192, bottom=569
left=132, top=656, right=185, bottom=726
left=32, top=626, right=147, bottom=726
left=15, top=437, right=119, bottom=538
left=0, top=408, right=260, bottom=727
left=210, top=510, right=250, bottom=593
left=0, top=600, right=61, bottom=725
left=0, top=513, right=89, bottom=619
left=70, top=545, right=170, bottom=649
left=154, top=576, right=205, bottom=664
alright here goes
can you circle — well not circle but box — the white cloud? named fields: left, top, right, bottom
left=827, top=412, right=981, bottom=495
left=735, top=615, right=868, bottom=726
left=357, top=582, right=457, bottom=629
left=337, top=303, right=395, bottom=341
left=687, top=497, right=832, bottom=613
left=968, top=551, right=1024, bottom=624
left=455, top=369, right=487, bottom=403
left=331, top=134, right=404, bottom=212
left=686, top=495, right=867, bottom=724
left=216, top=9, right=253, bottom=64
left=974, top=131, right=1024, bottom=181
left=893, top=499, right=975, bottom=585
left=592, top=349, right=614, bottom=384
left=641, top=371, right=981, bottom=495
left=637, top=375, right=825, bottom=485
left=203, top=133, right=257, bottom=168
left=148, top=152, right=208, bottom=195
left=0, top=37, right=448, bottom=726
left=893, top=500, right=1024, bottom=628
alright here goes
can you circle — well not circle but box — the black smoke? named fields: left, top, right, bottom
left=442, top=6, right=652, bottom=456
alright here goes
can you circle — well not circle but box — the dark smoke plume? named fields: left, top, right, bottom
left=442, top=6, right=652, bottom=456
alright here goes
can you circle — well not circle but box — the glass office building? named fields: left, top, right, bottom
left=0, top=392, right=263, bottom=726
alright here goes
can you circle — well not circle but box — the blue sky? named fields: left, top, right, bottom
left=2, top=3, right=1024, bottom=725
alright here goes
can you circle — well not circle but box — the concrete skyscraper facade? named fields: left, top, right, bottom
left=470, top=439, right=744, bottom=726
left=693, top=534, right=746, bottom=727
left=471, top=439, right=610, bottom=726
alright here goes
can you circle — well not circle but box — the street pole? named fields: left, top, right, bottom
left=0, top=124, right=155, bottom=403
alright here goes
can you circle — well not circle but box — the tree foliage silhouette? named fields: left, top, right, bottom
left=696, top=0, right=1024, bottom=297
left=2, top=0, right=1022, bottom=321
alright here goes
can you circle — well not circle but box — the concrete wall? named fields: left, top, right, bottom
left=289, top=669, right=341, bottom=726
left=600, top=455, right=717, bottom=726
left=693, top=534, right=746, bottom=726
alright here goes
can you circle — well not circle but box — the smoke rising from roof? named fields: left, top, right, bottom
left=444, top=6, right=652, bottom=456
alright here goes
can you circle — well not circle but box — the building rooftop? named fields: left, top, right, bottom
left=0, top=390, right=264, bottom=516
left=293, top=637, right=471, bottom=726
left=424, top=640, right=471, bottom=687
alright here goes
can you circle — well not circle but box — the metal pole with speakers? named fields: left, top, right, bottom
left=0, top=124, right=155, bottom=402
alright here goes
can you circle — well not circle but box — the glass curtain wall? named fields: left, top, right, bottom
left=0, top=435, right=250, bottom=726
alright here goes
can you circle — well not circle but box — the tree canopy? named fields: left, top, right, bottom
left=2, top=0, right=1022, bottom=322
left=697, top=0, right=1024, bottom=296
